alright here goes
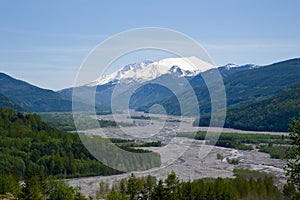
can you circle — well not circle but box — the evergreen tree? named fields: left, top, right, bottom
left=22, top=164, right=45, bottom=200
left=286, top=116, right=300, bottom=194
left=126, top=173, right=143, bottom=200
left=152, top=180, right=165, bottom=200
left=164, top=171, right=179, bottom=200
left=45, top=179, right=76, bottom=200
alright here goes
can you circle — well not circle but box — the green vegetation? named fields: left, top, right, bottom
left=98, top=119, right=133, bottom=128
left=258, top=145, right=288, bottom=159
left=138, top=141, right=162, bottom=147
left=109, top=139, right=163, bottom=154
left=233, top=168, right=272, bottom=179
left=110, top=138, right=162, bottom=148
left=177, top=131, right=290, bottom=159
left=178, top=131, right=289, bottom=144
left=194, top=83, right=300, bottom=132
left=0, top=93, right=23, bottom=112
left=40, top=112, right=133, bottom=131
left=0, top=168, right=86, bottom=200
left=102, top=171, right=283, bottom=200
left=0, top=72, right=75, bottom=112
left=0, top=108, right=162, bottom=199
left=166, top=119, right=181, bottom=122
left=129, top=115, right=160, bottom=120
left=109, top=138, right=134, bottom=143
left=0, top=108, right=161, bottom=178
left=129, top=83, right=174, bottom=110
left=39, top=112, right=76, bottom=131
left=227, top=158, right=239, bottom=165
left=139, top=58, right=300, bottom=119
left=216, top=153, right=223, bottom=160
left=285, top=115, right=300, bottom=199
left=0, top=108, right=121, bottom=178
left=116, top=142, right=162, bottom=154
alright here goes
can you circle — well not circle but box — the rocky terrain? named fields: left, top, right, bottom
left=67, top=112, right=287, bottom=197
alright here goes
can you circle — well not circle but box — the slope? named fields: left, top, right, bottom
left=0, top=93, right=23, bottom=111
left=129, top=64, right=256, bottom=110
left=0, top=73, right=73, bottom=112
left=195, top=83, right=300, bottom=131
left=142, top=58, right=300, bottom=116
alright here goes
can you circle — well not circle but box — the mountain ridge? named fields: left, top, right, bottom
left=1, top=57, right=299, bottom=131
left=0, top=92, right=24, bottom=112
left=61, top=59, right=258, bottom=110
left=0, top=72, right=74, bottom=112
left=87, top=56, right=216, bottom=86
left=138, top=58, right=300, bottom=116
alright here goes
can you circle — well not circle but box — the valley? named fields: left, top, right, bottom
left=0, top=57, right=299, bottom=199
left=1, top=2, right=300, bottom=199
left=67, top=112, right=288, bottom=198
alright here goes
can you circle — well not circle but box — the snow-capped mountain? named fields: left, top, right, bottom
left=88, top=56, right=216, bottom=86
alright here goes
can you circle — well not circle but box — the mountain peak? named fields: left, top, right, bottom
left=88, top=56, right=215, bottom=86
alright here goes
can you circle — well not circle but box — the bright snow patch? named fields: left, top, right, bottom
left=88, top=56, right=216, bottom=86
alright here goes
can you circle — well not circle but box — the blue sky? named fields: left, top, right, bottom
left=0, top=0, right=299, bottom=90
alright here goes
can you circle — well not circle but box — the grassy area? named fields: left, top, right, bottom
left=233, top=168, right=273, bottom=179
left=109, top=138, right=163, bottom=149
left=177, top=131, right=290, bottom=159
left=258, top=145, right=288, bottom=159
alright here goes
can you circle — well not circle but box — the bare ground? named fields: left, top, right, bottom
left=67, top=113, right=287, bottom=198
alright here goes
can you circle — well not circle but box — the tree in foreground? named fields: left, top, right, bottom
left=285, top=115, right=300, bottom=199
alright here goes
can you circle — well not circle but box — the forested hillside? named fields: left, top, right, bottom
left=0, top=93, right=23, bottom=112
left=140, top=58, right=300, bottom=118
left=195, top=83, right=300, bottom=131
left=0, top=108, right=119, bottom=178
left=0, top=73, right=73, bottom=112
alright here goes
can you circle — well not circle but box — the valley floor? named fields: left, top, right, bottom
left=67, top=113, right=288, bottom=198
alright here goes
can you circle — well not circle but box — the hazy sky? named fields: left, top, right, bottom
left=0, top=0, right=299, bottom=90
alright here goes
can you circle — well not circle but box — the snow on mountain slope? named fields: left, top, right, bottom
left=88, top=56, right=216, bottom=86
left=223, top=63, right=259, bottom=70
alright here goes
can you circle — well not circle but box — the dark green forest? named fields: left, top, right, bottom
left=0, top=108, right=161, bottom=199
left=0, top=108, right=121, bottom=178
left=194, top=83, right=300, bottom=132
left=102, top=171, right=284, bottom=200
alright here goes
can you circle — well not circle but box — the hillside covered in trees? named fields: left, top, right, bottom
left=0, top=108, right=121, bottom=178
left=194, top=83, right=300, bottom=131
left=0, top=93, right=23, bottom=112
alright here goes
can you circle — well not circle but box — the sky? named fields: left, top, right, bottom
left=0, top=0, right=299, bottom=90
